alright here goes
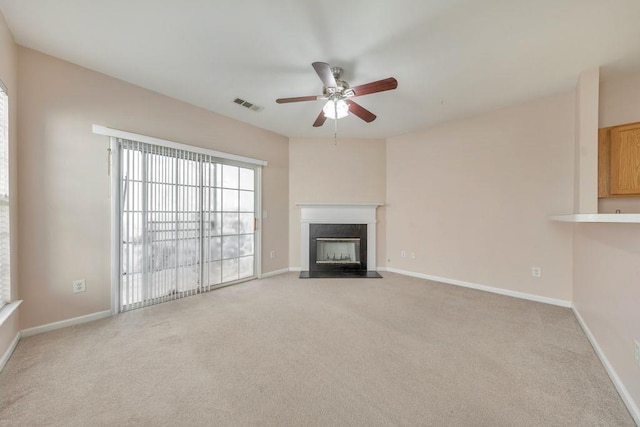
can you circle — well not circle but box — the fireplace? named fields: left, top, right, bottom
left=298, top=203, right=382, bottom=279
left=309, top=224, right=367, bottom=272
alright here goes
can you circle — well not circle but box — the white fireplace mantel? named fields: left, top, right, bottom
left=298, top=203, right=383, bottom=271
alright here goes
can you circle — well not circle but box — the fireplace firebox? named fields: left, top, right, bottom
left=316, top=238, right=361, bottom=265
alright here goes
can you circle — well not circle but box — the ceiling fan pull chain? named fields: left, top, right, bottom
left=334, top=101, right=338, bottom=145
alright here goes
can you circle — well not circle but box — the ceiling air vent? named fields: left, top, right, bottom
left=233, top=98, right=263, bottom=112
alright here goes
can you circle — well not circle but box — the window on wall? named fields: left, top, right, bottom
left=0, top=81, right=9, bottom=308
left=115, top=137, right=261, bottom=312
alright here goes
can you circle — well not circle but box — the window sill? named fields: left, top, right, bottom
left=0, top=300, right=22, bottom=328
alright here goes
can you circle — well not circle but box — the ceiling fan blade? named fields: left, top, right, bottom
left=276, top=95, right=321, bottom=104
left=312, top=110, right=327, bottom=127
left=349, top=77, right=398, bottom=97
left=312, top=62, right=337, bottom=88
left=345, top=100, right=376, bottom=123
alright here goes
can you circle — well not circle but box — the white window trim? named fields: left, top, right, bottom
left=0, top=81, right=10, bottom=309
left=0, top=300, right=21, bottom=328
left=93, top=125, right=268, bottom=167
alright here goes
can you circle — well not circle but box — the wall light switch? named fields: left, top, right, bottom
left=411, top=252, right=416, bottom=259
left=401, top=250, right=407, bottom=258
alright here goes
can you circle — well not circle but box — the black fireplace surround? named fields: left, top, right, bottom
left=300, top=223, right=382, bottom=279
left=311, top=223, right=367, bottom=272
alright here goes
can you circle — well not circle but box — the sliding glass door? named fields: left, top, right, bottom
left=118, top=139, right=258, bottom=312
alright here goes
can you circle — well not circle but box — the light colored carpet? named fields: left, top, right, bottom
left=0, top=272, right=634, bottom=426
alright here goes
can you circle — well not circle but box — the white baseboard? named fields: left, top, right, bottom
left=0, top=331, right=21, bottom=373
left=383, top=267, right=571, bottom=308
left=571, top=305, right=640, bottom=424
left=261, top=268, right=292, bottom=278
left=21, top=310, right=112, bottom=338
left=289, top=267, right=302, bottom=272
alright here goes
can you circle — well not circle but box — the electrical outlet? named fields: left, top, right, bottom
left=270, top=251, right=276, bottom=259
left=411, top=252, right=416, bottom=259
left=73, top=279, right=86, bottom=293
left=531, top=267, right=541, bottom=278
left=635, top=340, right=640, bottom=368
left=401, top=250, right=407, bottom=258
left=263, top=210, right=269, bottom=219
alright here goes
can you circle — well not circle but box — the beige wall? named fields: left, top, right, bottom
left=0, top=10, right=18, bottom=360
left=386, top=92, right=575, bottom=301
left=288, top=138, right=386, bottom=269
left=17, top=47, right=289, bottom=330
left=599, top=73, right=640, bottom=128
left=573, top=224, right=640, bottom=412
left=573, top=68, right=599, bottom=214
left=573, top=71, right=640, bottom=413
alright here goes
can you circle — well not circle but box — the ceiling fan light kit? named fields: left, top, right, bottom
left=323, top=99, right=349, bottom=119
left=276, top=62, right=398, bottom=128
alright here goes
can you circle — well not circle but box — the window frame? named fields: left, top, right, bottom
left=0, top=79, right=10, bottom=308
left=94, top=125, right=266, bottom=314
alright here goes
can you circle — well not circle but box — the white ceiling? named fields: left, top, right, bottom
left=1, top=0, right=640, bottom=139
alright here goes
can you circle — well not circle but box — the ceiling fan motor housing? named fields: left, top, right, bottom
left=323, top=67, right=350, bottom=99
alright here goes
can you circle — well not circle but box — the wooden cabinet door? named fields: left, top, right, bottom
left=610, top=122, right=640, bottom=196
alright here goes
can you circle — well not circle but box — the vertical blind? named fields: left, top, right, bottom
left=118, top=138, right=257, bottom=312
left=0, top=82, right=9, bottom=308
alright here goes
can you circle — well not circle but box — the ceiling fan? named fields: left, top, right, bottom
left=276, top=62, right=398, bottom=127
